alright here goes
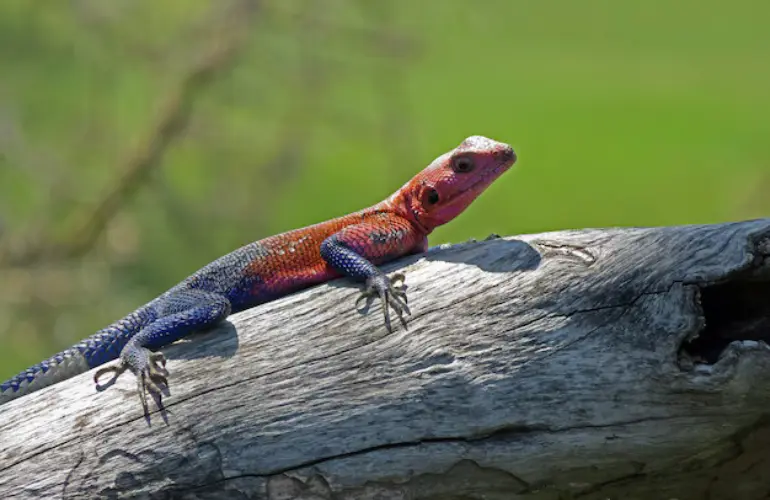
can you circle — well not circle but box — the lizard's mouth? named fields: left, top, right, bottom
left=462, top=156, right=516, bottom=198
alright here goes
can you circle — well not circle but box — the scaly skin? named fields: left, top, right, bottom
left=0, top=136, right=516, bottom=413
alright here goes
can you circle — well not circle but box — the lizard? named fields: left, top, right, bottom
left=0, top=135, right=516, bottom=414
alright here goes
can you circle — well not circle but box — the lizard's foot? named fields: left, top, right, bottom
left=94, top=348, right=168, bottom=414
left=356, top=272, right=410, bottom=332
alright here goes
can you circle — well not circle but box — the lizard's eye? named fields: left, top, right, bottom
left=452, top=156, right=475, bottom=173
left=424, top=188, right=440, bottom=206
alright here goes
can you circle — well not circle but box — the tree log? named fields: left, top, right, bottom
left=2, top=220, right=770, bottom=500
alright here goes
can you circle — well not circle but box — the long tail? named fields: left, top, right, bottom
left=0, top=345, right=93, bottom=405
left=0, top=308, right=154, bottom=405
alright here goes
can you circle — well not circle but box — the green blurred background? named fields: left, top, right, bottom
left=1, top=0, right=768, bottom=378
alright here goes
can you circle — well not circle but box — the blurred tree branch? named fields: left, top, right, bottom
left=0, top=0, right=419, bottom=378
left=154, top=0, right=332, bottom=252
left=0, top=0, right=259, bottom=268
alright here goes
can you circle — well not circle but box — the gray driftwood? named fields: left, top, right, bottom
left=2, top=220, right=770, bottom=500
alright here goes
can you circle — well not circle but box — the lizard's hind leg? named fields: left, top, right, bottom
left=94, top=289, right=231, bottom=414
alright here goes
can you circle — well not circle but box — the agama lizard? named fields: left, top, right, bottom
left=0, top=136, right=516, bottom=413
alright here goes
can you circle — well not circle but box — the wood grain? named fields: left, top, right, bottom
left=2, top=220, right=770, bottom=499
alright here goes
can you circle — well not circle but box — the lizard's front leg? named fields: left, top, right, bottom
left=94, top=289, right=231, bottom=414
left=320, top=217, right=423, bottom=332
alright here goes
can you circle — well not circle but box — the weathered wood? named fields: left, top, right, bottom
left=2, top=220, right=770, bottom=500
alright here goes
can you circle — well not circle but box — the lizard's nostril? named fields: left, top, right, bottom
left=496, top=146, right=516, bottom=163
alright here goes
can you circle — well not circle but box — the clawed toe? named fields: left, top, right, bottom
left=356, top=272, right=411, bottom=332
left=149, top=352, right=168, bottom=377
left=93, top=363, right=128, bottom=388
left=93, top=348, right=169, bottom=415
left=135, top=362, right=168, bottom=415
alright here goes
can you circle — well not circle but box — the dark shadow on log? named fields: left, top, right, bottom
left=683, top=280, right=770, bottom=364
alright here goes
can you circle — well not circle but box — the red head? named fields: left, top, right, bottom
left=389, top=136, right=516, bottom=234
